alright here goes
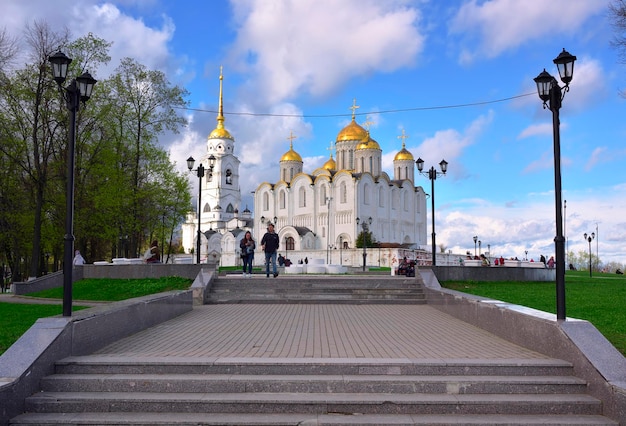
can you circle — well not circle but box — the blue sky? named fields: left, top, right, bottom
left=2, top=0, right=625, bottom=264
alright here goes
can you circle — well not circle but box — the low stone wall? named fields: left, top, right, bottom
left=0, top=289, right=193, bottom=425
left=420, top=268, right=626, bottom=424
left=433, top=265, right=555, bottom=282
left=12, top=263, right=215, bottom=295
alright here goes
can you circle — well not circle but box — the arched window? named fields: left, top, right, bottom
left=282, top=168, right=286, bottom=182
left=379, top=186, right=385, bottom=207
left=203, top=203, right=211, bottom=213
left=263, top=192, right=269, bottom=211
left=369, top=156, right=373, bottom=173
left=280, top=190, right=286, bottom=209
left=285, top=236, right=295, bottom=250
left=360, top=157, right=364, bottom=172
left=290, top=168, right=294, bottom=180
left=320, top=185, right=327, bottom=205
left=226, top=203, right=234, bottom=213
left=363, top=183, right=370, bottom=205
left=340, top=182, right=347, bottom=203
left=299, top=186, right=306, bottom=207
left=225, top=169, right=232, bottom=184
left=392, top=189, right=399, bottom=210
left=403, top=192, right=409, bottom=211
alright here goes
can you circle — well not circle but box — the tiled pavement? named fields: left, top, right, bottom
left=95, top=303, right=549, bottom=360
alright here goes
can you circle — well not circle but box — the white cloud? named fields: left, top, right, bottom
left=449, top=0, right=605, bottom=63
left=229, top=0, right=425, bottom=104
left=517, top=123, right=552, bottom=139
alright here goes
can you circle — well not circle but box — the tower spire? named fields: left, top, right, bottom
left=216, top=66, right=225, bottom=130
left=207, top=66, right=233, bottom=140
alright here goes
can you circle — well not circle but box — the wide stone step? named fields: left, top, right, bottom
left=41, top=373, right=588, bottom=394
left=23, top=391, right=603, bottom=415
left=10, top=412, right=618, bottom=425
left=54, top=357, right=575, bottom=377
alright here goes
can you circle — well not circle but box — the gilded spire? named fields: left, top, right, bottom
left=208, top=66, right=233, bottom=140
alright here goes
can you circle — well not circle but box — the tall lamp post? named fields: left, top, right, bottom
left=473, top=236, right=478, bottom=257
left=356, top=216, right=372, bottom=271
left=416, top=158, right=448, bottom=266
left=187, top=155, right=215, bottom=264
left=478, top=240, right=482, bottom=256
left=534, top=48, right=577, bottom=320
left=48, top=50, right=97, bottom=317
left=584, top=232, right=595, bottom=278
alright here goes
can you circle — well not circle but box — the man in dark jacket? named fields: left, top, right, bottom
left=261, top=223, right=280, bottom=278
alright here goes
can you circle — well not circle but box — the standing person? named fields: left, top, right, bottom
left=146, top=240, right=161, bottom=263
left=261, top=223, right=280, bottom=278
left=239, top=231, right=256, bottom=278
left=73, top=250, right=85, bottom=266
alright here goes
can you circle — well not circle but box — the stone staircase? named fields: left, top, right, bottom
left=11, top=357, right=616, bottom=425
left=9, top=274, right=619, bottom=425
left=207, top=274, right=427, bottom=304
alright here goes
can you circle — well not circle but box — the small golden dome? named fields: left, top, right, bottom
left=394, top=144, right=414, bottom=161
left=322, top=154, right=336, bottom=170
left=337, top=119, right=368, bottom=142
left=280, top=144, right=303, bottom=162
left=208, top=125, right=233, bottom=140
left=356, top=135, right=381, bottom=151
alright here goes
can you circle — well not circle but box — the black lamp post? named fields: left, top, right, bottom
left=534, top=48, right=577, bottom=320
left=356, top=216, right=372, bottom=271
left=187, top=155, right=215, bottom=264
left=339, top=236, right=343, bottom=265
left=416, top=158, right=447, bottom=266
left=48, top=50, right=97, bottom=317
left=584, top=232, right=595, bottom=278
left=473, top=236, right=478, bottom=257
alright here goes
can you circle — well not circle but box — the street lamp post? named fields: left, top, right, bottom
left=525, top=250, right=528, bottom=261
left=534, top=48, right=577, bottom=320
left=416, top=158, right=448, bottom=266
left=48, top=50, right=97, bottom=317
left=584, top=232, right=595, bottom=278
left=187, top=155, right=216, bottom=264
left=339, top=236, right=343, bottom=265
left=356, top=216, right=372, bottom=271
left=473, top=236, right=478, bottom=257
left=478, top=240, right=482, bottom=256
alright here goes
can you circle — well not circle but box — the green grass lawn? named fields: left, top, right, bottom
left=442, top=270, right=626, bottom=356
left=25, top=276, right=192, bottom=301
left=0, top=276, right=192, bottom=355
left=0, top=304, right=88, bottom=354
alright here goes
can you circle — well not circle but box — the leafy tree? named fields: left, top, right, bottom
left=106, top=58, right=189, bottom=257
left=356, top=231, right=377, bottom=248
left=0, top=23, right=192, bottom=275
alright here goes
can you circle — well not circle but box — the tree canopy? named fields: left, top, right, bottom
left=0, top=22, right=192, bottom=280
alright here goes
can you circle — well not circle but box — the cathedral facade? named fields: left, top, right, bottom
left=182, top=72, right=428, bottom=267
left=253, top=105, right=428, bottom=263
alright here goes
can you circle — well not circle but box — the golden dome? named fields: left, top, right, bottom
left=337, top=118, right=368, bottom=142
left=394, top=143, right=414, bottom=161
left=322, top=154, right=336, bottom=170
left=356, top=135, right=381, bottom=151
left=280, top=143, right=302, bottom=162
left=208, top=125, right=233, bottom=140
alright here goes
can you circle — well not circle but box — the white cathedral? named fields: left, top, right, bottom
left=182, top=71, right=429, bottom=268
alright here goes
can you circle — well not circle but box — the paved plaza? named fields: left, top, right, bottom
left=94, top=303, right=549, bottom=360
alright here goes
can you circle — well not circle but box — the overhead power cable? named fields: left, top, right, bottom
left=176, top=92, right=535, bottom=118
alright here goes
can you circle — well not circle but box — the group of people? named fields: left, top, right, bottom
left=240, top=223, right=282, bottom=278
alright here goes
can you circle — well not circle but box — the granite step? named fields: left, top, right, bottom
left=10, top=412, right=618, bottom=425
